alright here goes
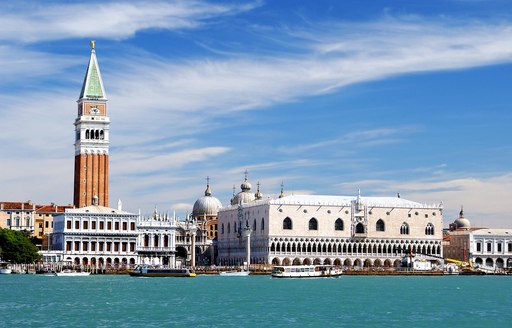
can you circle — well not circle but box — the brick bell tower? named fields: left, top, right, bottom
left=73, top=41, right=110, bottom=208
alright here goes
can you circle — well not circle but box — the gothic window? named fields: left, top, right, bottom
left=335, top=218, right=344, bottom=231
left=376, top=219, right=385, bottom=232
left=253, top=219, right=256, bottom=231
left=355, top=223, right=365, bottom=233
left=283, top=217, right=292, bottom=230
left=309, top=218, right=318, bottom=230
left=261, top=218, right=264, bottom=230
left=100, top=130, right=104, bottom=140
left=86, top=130, right=90, bottom=139
left=425, top=223, right=435, bottom=235
left=400, top=223, right=409, bottom=235
left=227, top=223, right=230, bottom=234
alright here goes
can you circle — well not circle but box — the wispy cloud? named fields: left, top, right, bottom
left=0, top=1, right=260, bottom=42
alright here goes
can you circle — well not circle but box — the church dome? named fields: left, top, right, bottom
left=230, top=173, right=256, bottom=205
left=192, top=182, right=222, bottom=217
left=454, top=207, right=471, bottom=229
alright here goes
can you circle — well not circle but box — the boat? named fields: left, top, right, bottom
left=55, top=269, right=91, bottom=276
left=271, top=265, right=342, bottom=278
left=129, top=265, right=196, bottom=277
left=219, top=270, right=250, bottom=276
left=0, top=262, right=12, bottom=274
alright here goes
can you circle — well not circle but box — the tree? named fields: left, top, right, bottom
left=0, top=228, right=41, bottom=263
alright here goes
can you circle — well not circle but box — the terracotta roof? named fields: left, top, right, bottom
left=0, top=201, right=34, bottom=210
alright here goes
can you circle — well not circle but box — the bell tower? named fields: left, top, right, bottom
left=73, top=41, right=110, bottom=208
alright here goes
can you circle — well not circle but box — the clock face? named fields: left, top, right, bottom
left=90, top=106, right=99, bottom=115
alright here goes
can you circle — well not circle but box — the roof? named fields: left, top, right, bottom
left=64, top=205, right=134, bottom=215
left=471, top=228, right=512, bottom=237
left=0, top=201, right=34, bottom=210
left=35, top=204, right=74, bottom=213
left=78, top=43, right=106, bottom=100
left=268, top=194, right=441, bottom=208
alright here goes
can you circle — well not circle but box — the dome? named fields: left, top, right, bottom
left=231, top=174, right=256, bottom=205
left=454, top=207, right=471, bottom=229
left=192, top=182, right=222, bottom=217
left=231, top=191, right=255, bottom=205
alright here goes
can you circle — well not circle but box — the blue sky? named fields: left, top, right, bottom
left=1, top=0, right=511, bottom=227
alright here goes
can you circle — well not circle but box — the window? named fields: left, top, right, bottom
left=15, top=217, right=20, bottom=227
left=355, top=223, right=365, bottom=233
left=335, top=218, right=344, bottom=231
left=130, top=222, right=135, bottom=230
left=221, top=223, right=225, bottom=234
left=45, top=221, right=49, bottom=228
left=39, top=223, right=43, bottom=228
left=283, top=217, right=292, bottom=230
left=100, top=221, right=104, bottom=230
left=261, top=218, right=265, bottom=231
left=92, top=221, right=96, bottom=230
left=309, top=218, right=318, bottom=230
left=26, top=217, right=30, bottom=227
left=107, top=222, right=112, bottom=230
left=497, top=243, right=502, bottom=252
left=123, top=222, right=127, bottom=231
left=425, top=223, right=434, bottom=235
left=227, top=223, right=230, bottom=233
left=115, top=222, right=120, bottom=230
left=67, top=220, right=71, bottom=229
left=476, top=242, right=482, bottom=252
left=75, top=221, right=79, bottom=229
left=6, top=219, right=11, bottom=226
left=253, top=219, right=256, bottom=231
left=400, top=223, right=409, bottom=235
left=83, top=221, right=88, bottom=229
left=487, top=242, right=492, bottom=252
left=376, top=219, right=385, bottom=232
left=508, top=243, right=512, bottom=252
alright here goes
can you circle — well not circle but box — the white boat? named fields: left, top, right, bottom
left=55, top=269, right=91, bottom=276
left=129, top=265, right=196, bottom=277
left=0, top=262, right=12, bottom=275
left=271, top=265, right=342, bottom=278
left=219, top=270, right=250, bottom=276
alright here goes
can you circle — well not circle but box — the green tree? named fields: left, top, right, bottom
left=0, top=228, right=40, bottom=263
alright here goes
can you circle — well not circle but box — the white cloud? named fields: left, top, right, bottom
left=0, top=1, right=260, bottom=42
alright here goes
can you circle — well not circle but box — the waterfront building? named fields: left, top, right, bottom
left=51, top=199, right=138, bottom=268
left=73, top=40, right=110, bottom=208
left=137, top=207, right=177, bottom=266
left=217, top=175, right=444, bottom=268
left=178, top=178, right=222, bottom=266
left=444, top=209, right=512, bottom=270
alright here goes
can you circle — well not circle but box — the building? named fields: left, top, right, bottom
left=44, top=42, right=141, bottom=268
left=0, top=201, right=35, bottom=234
left=444, top=209, right=512, bottom=270
left=179, top=177, right=222, bottom=265
left=73, top=40, right=110, bottom=208
left=218, top=176, right=444, bottom=268
left=51, top=201, right=139, bottom=268
left=137, top=207, right=177, bottom=266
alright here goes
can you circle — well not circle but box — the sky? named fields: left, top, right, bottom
left=1, top=0, right=511, bottom=228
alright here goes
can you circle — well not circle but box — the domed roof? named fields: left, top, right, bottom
left=230, top=173, right=255, bottom=205
left=192, top=181, right=222, bottom=217
left=454, top=207, right=471, bottom=229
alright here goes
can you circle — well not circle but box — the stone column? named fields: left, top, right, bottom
left=191, top=229, right=197, bottom=268
left=242, top=226, right=252, bottom=270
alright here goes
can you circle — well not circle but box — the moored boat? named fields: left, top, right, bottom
left=271, top=265, right=342, bottom=278
left=129, top=265, right=196, bottom=277
left=219, top=270, right=250, bottom=277
left=55, top=269, right=91, bottom=276
left=0, top=262, right=12, bottom=274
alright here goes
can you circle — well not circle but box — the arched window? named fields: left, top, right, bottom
left=221, top=223, right=224, bottom=234
left=335, top=218, right=344, bottom=231
left=234, top=222, right=237, bottom=233
left=400, top=223, right=409, bottom=235
left=283, top=217, right=292, bottom=230
left=100, top=130, right=104, bottom=140
left=261, top=218, right=265, bottom=231
left=355, top=223, right=365, bottom=233
left=376, top=219, right=385, bottom=232
left=85, top=130, right=90, bottom=139
left=309, top=218, right=318, bottom=230
left=253, top=219, right=257, bottom=231
left=227, top=223, right=230, bottom=233
left=425, top=223, right=434, bottom=235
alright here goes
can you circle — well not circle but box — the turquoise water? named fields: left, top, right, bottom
left=1, top=274, right=511, bottom=327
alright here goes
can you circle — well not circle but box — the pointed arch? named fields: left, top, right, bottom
left=283, top=217, right=292, bottom=230
left=309, top=218, right=318, bottom=230
left=335, top=218, right=344, bottom=231
left=376, top=219, right=385, bottom=232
